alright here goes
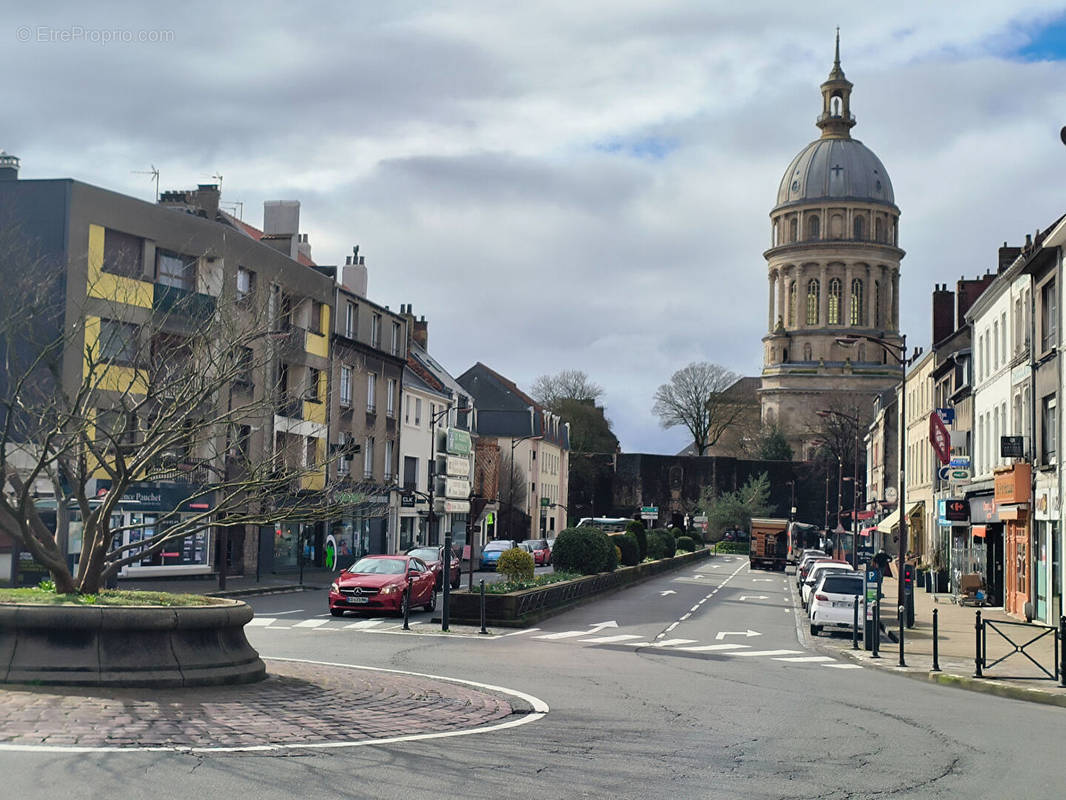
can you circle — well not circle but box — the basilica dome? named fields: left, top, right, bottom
left=775, top=137, right=894, bottom=210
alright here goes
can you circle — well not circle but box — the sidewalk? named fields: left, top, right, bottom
left=807, top=574, right=1066, bottom=707
left=117, top=566, right=336, bottom=598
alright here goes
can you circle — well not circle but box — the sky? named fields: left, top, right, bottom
left=5, top=2, right=1066, bottom=453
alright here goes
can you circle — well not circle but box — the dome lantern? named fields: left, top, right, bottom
left=816, top=29, right=856, bottom=140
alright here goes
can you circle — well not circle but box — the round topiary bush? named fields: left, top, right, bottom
left=646, top=529, right=677, bottom=560
left=676, top=535, right=696, bottom=553
left=496, top=547, right=534, bottom=582
left=552, top=527, right=617, bottom=575
left=671, top=527, right=684, bottom=539
left=615, top=533, right=640, bottom=566
left=626, top=520, right=647, bottom=560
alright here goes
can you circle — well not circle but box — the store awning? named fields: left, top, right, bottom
left=971, top=525, right=987, bottom=538
left=859, top=526, right=877, bottom=537
left=876, top=502, right=923, bottom=534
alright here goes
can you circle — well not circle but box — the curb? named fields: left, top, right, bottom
left=206, top=585, right=327, bottom=599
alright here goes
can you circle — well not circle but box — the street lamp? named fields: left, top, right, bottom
left=817, top=407, right=863, bottom=568
left=836, top=333, right=909, bottom=619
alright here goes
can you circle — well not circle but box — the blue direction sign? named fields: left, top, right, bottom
left=937, top=407, right=955, bottom=425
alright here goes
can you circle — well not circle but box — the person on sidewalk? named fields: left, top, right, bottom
left=873, top=550, right=892, bottom=578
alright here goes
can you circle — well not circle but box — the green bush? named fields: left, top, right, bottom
left=671, top=527, right=684, bottom=539
left=614, top=533, right=640, bottom=566
left=646, top=529, right=677, bottom=560
left=714, top=541, right=750, bottom=555
left=496, top=547, right=534, bottom=582
left=626, top=520, right=647, bottom=560
left=553, top=527, right=617, bottom=575
left=676, top=535, right=696, bottom=552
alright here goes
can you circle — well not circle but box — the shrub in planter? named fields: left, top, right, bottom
left=614, top=533, right=641, bottom=567
left=676, top=535, right=696, bottom=553
left=552, top=527, right=617, bottom=575
left=646, top=529, right=676, bottom=560
left=671, top=527, right=684, bottom=539
left=496, top=547, right=534, bottom=582
left=626, top=520, right=647, bottom=560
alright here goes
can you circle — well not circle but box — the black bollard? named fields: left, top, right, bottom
left=479, top=579, right=487, bottom=635
left=898, top=605, right=906, bottom=667
left=974, top=610, right=983, bottom=678
left=932, top=607, right=940, bottom=672
left=852, top=596, right=859, bottom=650
left=441, top=533, right=452, bottom=632
left=872, top=591, right=881, bottom=659
left=1060, top=616, right=1066, bottom=688
left=402, top=576, right=412, bottom=631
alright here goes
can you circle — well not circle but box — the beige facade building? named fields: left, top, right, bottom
left=760, top=37, right=905, bottom=456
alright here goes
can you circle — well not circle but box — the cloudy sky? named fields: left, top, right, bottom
left=6, top=2, right=1066, bottom=453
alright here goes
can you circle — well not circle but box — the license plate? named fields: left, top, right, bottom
left=351, top=597, right=369, bottom=604
left=833, top=601, right=852, bottom=608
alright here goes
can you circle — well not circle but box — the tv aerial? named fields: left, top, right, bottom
left=132, top=164, right=160, bottom=201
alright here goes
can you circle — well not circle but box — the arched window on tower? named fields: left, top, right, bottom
left=875, top=217, right=884, bottom=242
left=803, top=343, right=812, bottom=361
left=875, top=281, right=883, bottom=327
left=772, top=220, right=779, bottom=246
left=787, top=280, right=797, bottom=327
left=806, top=279, right=820, bottom=325
left=853, top=215, right=865, bottom=241
left=789, top=218, right=798, bottom=243
left=828, top=278, right=842, bottom=324
left=858, top=344, right=867, bottom=362
left=807, top=215, right=820, bottom=241
left=850, top=278, right=865, bottom=326
left=830, top=95, right=842, bottom=117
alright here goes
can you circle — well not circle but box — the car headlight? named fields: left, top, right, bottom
left=329, top=582, right=339, bottom=593
left=380, top=584, right=399, bottom=595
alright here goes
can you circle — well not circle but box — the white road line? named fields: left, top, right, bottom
left=675, top=643, right=749, bottom=652
left=665, top=622, right=679, bottom=632
left=651, top=638, right=698, bottom=647
left=344, top=619, right=384, bottom=629
left=690, top=605, right=700, bottom=612
left=724, top=649, right=803, bottom=657
left=578, top=634, right=644, bottom=644
left=773, top=655, right=834, bottom=663
left=534, top=630, right=596, bottom=640
left=248, top=618, right=276, bottom=627
left=501, top=628, right=540, bottom=636
left=824, top=663, right=864, bottom=669
left=294, top=619, right=329, bottom=629
left=680, top=613, right=691, bottom=621
left=271, top=609, right=305, bottom=615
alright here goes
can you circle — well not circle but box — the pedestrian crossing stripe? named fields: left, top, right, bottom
left=248, top=618, right=276, bottom=627
left=824, top=663, right=863, bottom=669
left=773, top=655, right=833, bottom=663
left=723, top=649, right=802, bottom=657
left=294, top=619, right=329, bottom=628
left=578, top=634, right=643, bottom=644
left=344, top=620, right=384, bottom=629
left=674, top=643, right=748, bottom=652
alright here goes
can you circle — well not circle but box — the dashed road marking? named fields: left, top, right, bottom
left=724, top=649, right=802, bottom=657
left=578, top=634, right=643, bottom=644
left=248, top=618, right=276, bottom=627
left=294, top=619, right=329, bottom=629
left=773, top=655, right=834, bottom=663
left=824, top=663, right=864, bottom=670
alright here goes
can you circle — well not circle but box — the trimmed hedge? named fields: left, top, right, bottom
left=626, top=520, right=647, bottom=560
left=496, top=547, right=534, bottom=582
left=552, top=527, right=618, bottom=575
left=647, top=528, right=677, bottom=560
left=676, top=536, right=696, bottom=553
left=614, top=533, right=641, bottom=567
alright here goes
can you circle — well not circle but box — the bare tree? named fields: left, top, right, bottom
left=497, top=449, right=528, bottom=540
left=652, top=362, right=743, bottom=456
left=530, top=370, right=603, bottom=410
left=0, top=238, right=363, bottom=594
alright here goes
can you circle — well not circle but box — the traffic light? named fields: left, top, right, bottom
left=902, top=563, right=915, bottom=595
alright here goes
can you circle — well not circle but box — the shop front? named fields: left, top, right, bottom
left=965, top=491, right=1003, bottom=606
left=995, top=464, right=1032, bottom=619
left=1033, top=477, right=1060, bottom=625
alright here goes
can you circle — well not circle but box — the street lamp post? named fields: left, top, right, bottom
left=837, top=333, right=909, bottom=622
left=817, top=407, right=863, bottom=568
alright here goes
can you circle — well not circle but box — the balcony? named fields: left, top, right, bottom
left=275, top=394, right=304, bottom=419
left=152, top=283, right=217, bottom=321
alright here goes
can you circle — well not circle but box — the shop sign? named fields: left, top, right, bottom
left=929, top=412, right=951, bottom=466
left=938, top=498, right=969, bottom=523
left=442, top=499, right=470, bottom=514
left=936, top=407, right=956, bottom=425
left=994, top=463, right=1031, bottom=504
left=445, top=428, right=472, bottom=456
left=400, top=493, right=416, bottom=508
left=1000, top=435, right=1025, bottom=458
left=444, top=478, right=470, bottom=499
left=1036, top=484, right=1059, bottom=521
left=95, top=481, right=215, bottom=512
left=969, top=495, right=1000, bottom=524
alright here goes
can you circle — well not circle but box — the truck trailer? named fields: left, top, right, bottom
left=749, top=517, right=788, bottom=571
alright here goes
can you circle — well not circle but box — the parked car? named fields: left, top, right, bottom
left=328, top=555, right=436, bottom=617
left=480, top=539, right=517, bottom=570
left=406, top=546, right=461, bottom=589
left=801, top=560, right=855, bottom=609
left=521, top=538, right=551, bottom=566
left=797, top=553, right=829, bottom=587
left=808, top=573, right=865, bottom=636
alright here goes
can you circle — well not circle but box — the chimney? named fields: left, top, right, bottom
left=192, top=184, right=220, bottom=218
left=297, top=232, right=312, bottom=262
left=414, top=315, right=428, bottom=350
left=0, top=150, right=19, bottom=181
left=341, top=246, right=367, bottom=296
left=932, top=283, right=953, bottom=345
left=999, top=242, right=1021, bottom=272
left=262, top=201, right=300, bottom=259
left=956, top=274, right=995, bottom=323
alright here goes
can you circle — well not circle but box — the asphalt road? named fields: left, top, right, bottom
left=4, top=553, right=1065, bottom=799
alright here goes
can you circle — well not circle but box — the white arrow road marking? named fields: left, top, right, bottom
left=535, top=621, right=618, bottom=640
left=588, top=621, right=619, bottom=633
left=675, top=643, right=750, bottom=652
left=248, top=618, right=276, bottom=627
left=344, top=619, right=384, bottom=630
left=715, top=629, right=761, bottom=640
left=578, top=634, right=643, bottom=644
left=693, top=575, right=704, bottom=579
left=650, top=638, right=698, bottom=647
left=738, top=595, right=769, bottom=601
left=501, top=628, right=540, bottom=636
left=294, top=619, right=329, bottom=629
left=659, top=590, right=677, bottom=596
left=773, top=655, right=834, bottom=663
left=725, top=649, right=802, bottom=657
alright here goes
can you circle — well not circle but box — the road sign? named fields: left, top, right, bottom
left=693, top=515, right=707, bottom=523
left=950, top=468, right=971, bottom=481
left=885, top=487, right=897, bottom=503
left=936, top=407, right=956, bottom=424
left=949, top=456, right=970, bottom=468
left=929, top=412, right=951, bottom=465
left=641, top=506, right=658, bottom=514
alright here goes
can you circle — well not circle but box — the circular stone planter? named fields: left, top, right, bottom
left=0, top=599, right=266, bottom=687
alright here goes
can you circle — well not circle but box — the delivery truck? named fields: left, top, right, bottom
left=749, top=517, right=788, bottom=571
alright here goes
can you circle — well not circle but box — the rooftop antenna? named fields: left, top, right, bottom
left=220, top=200, right=244, bottom=220
left=211, top=172, right=223, bottom=192
left=132, top=164, right=160, bottom=201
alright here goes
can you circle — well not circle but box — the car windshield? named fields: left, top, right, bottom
left=820, top=576, right=863, bottom=595
left=485, top=541, right=512, bottom=552
left=348, top=558, right=406, bottom=575
left=407, top=548, right=438, bottom=561
left=524, top=540, right=547, bottom=548
left=808, top=566, right=853, bottom=582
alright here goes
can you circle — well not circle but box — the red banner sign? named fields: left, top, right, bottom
left=929, top=411, right=951, bottom=466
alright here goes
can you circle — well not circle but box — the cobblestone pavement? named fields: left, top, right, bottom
left=0, top=659, right=527, bottom=750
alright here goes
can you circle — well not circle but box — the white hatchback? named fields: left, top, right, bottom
left=808, top=573, right=865, bottom=636
left=801, top=561, right=855, bottom=609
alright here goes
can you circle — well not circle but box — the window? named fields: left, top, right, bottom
left=853, top=215, right=865, bottom=240
left=306, top=367, right=321, bottom=402
left=789, top=218, right=798, bottom=242
left=404, top=394, right=411, bottom=423
left=346, top=302, right=357, bottom=339
left=235, top=346, right=254, bottom=385
left=807, top=215, right=820, bottom=240
left=386, top=378, right=396, bottom=417
left=364, top=436, right=375, bottom=479
left=1042, top=280, right=1057, bottom=352
left=310, top=301, right=323, bottom=334
left=229, top=424, right=251, bottom=461
left=806, top=279, right=820, bottom=325
left=102, top=229, right=143, bottom=277
left=338, top=435, right=350, bottom=477
left=384, top=439, right=394, bottom=481
left=392, top=321, right=402, bottom=356
left=403, top=456, right=418, bottom=490
left=828, top=278, right=841, bottom=325
left=415, top=397, right=422, bottom=426
left=237, top=267, right=255, bottom=300
left=1043, top=396, right=1057, bottom=463
left=850, top=278, right=864, bottom=326
left=156, top=250, right=196, bottom=291
left=874, top=281, right=882, bottom=327
left=367, top=373, right=377, bottom=413
left=372, top=314, right=381, bottom=348
left=875, top=218, right=884, bottom=242
left=993, top=320, right=999, bottom=368
left=1000, top=312, right=1007, bottom=360
left=306, top=436, right=317, bottom=470
left=98, top=319, right=139, bottom=365
left=340, top=366, right=352, bottom=407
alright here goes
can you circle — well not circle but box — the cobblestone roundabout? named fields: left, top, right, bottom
left=0, top=659, right=521, bottom=750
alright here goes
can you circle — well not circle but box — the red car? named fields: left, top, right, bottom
left=406, top=546, right=461, bottom=589
left=329, top=555, right=437, bottom=617
left=521, top=538, right=551, bottom=566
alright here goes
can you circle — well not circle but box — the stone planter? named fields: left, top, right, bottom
left=0, top=599, right=266, bottom=687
